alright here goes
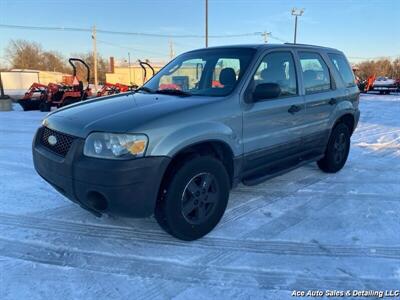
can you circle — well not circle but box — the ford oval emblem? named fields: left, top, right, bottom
left=48, top=135, right=57, bottom=146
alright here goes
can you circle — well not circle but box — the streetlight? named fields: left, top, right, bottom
left=291, top=8, right=304, bottom=44
left=205, top=0, right=208, bottom=47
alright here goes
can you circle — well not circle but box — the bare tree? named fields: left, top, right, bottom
left=72, top=52, right=109, bottom=84
left=5, top=39, right=68, bottom=72
left=5, top=40, right=43, bottom=70
left=356, top=58, right=400, bottom=79
left=41, top=51, right=68, bottom=73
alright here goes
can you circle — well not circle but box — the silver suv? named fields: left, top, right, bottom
left=33, top=44, right=360, bottom=240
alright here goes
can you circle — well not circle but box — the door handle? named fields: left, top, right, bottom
left=288, top=105, right=301, bottom=114
left=328, top=98, right=337, bottom=105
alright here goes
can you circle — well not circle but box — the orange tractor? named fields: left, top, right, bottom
left=39, top=58, right=92, bottom=111
left=358, top=75, right=376, bottom=93
left=18, top=82, right=53, bottom=111
left=18, top=58, right=92, bottom=111
left=96, top=82, right=138, bottom=97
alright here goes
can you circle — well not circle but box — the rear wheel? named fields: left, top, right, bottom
left=155, top=156, right=230, bottom=241
left=62, top=97, right=77, bottom=107
left=39, top=101, right=51, bottom=112
left=317, top=123, right=350, bottom=173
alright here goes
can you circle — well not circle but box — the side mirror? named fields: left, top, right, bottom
left=253, top=83, right=281, bottom=101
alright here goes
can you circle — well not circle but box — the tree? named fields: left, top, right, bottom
left=5, top=39, right=68, bottom=72
left=356, top=58, right=400, bottom=79
left=42, top=51, right=69, bottom=73
left=5, top=40, right=43, bottom=70
left=72, top=52, right=109, bottom=84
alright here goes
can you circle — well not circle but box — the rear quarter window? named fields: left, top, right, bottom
left=328, top=53, right=356, bottom=88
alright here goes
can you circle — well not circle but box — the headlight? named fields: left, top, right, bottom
left=84, top=132, right=148, bottom=159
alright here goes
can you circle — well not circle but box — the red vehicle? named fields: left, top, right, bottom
left=19, top=58, right=92, bottom=111
left=96, top=82, right=138, bottom=97
left=18, top=83, right=52, bottom=111
left=39, top=58, right=92, bottom=111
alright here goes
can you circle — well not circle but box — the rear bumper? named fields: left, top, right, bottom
left=354, top=109, right=360, bottom=132
left=372, top=85, right=398, bottom=91
left=32, top=128, right=171, bottom=218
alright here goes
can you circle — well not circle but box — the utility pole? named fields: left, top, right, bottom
left=261, top=31, right=271, bottom=43
left=205, top=0, right=208, bottom=47
left=128, top=52, right=132, bottom=85
left=169, top=40, right=175, bottom=59
left=92, top=25, right=98, bottom=91
left=291, top=8, right=304, bottom=44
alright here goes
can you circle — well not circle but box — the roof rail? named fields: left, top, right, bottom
left=284, top=42, right=320, bottom=47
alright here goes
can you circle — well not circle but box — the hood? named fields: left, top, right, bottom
left=43, top=93, right=216, bottom=138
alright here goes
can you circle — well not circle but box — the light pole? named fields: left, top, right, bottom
left=205, top=0, right=208, bottom=47
left=261, top=31, right=271, bottom=44
left=291, top=8, right=304, bottom=44
left=128, top=52, right=132, bottom=85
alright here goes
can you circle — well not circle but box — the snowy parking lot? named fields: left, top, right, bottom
left=0, top=93, right=399, bottom=299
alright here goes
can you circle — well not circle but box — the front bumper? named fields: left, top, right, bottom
left=32, top=127, right=171, bottom=218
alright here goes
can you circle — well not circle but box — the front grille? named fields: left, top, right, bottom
left=40, top=127, right=76, bottom=157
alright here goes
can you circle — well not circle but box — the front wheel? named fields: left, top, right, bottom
left=155, top=156, right=230, bottom=241
left=318, top=123, right=351, bottom=173
left=39, top=101, right=51, bottom=112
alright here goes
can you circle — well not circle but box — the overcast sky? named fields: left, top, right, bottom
left=0, top=0, right=399, bottom=65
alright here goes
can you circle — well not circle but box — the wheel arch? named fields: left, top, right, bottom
left=333, top=113, right=356, bottom=135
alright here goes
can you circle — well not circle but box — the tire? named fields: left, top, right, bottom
left=317, top=123, right=351, bottom=173
left=62, top=97, right=77, bottom=107
left=155, top=156, right=230, bottom=241
left=39, top=101, right=51, bottom=112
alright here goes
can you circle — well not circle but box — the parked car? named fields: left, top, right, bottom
left=32, top=44, right=360, bottom=240
left=372, top=76, right=399, bottom=94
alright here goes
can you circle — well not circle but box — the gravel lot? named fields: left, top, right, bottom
left=0, top=93, right=399, bottom=299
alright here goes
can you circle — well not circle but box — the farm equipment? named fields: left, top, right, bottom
left=18, top=83, right=52, bottom=111
left=96, top=82, right=137, bottom=97
left=39, top=58, right=92, bottom=111
left=18, top=58, right=92, bottom=111
left=138, top=60, right=155, bottom=84
left=358, top=75, right=376, bottom=93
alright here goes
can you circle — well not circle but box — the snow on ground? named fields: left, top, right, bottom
left=0, top=93, right=399, bottom=299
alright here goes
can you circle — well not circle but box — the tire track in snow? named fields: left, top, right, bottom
left=0, top=237, right=396, bottom=291
left=1, top=213, right=399, bottom=260
left=219, top=176, right=324, bottom=227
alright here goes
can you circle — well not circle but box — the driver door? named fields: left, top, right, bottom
left=242, top=50, right=306, bottom=173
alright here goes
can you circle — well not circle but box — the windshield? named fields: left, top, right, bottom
left=143, top=48, right=256, bottom=97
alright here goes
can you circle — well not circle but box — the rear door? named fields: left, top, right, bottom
left=242, top=50, right=306, bottom=173
left=297, top=51, right=339, bottom=154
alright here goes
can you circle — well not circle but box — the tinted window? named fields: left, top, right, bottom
left=299, top=52, right=331, bottom=94
left=328, top=53, right=356, bottom=87
left=144, top=48, right=256, bottom=97
left=253, top=51, right=297, bottom=97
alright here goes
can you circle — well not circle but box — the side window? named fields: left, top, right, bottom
left=212, top=58, right=240, bottom=88
left=253, top=51, right=297, bottom=97
left=328, top=53, right=356, bottom=87
left=299, top=52, right=331, bottom=94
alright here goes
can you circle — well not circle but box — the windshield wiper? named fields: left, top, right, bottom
left=155, top=89, right=192, bottom=97
left=135, top=86, right=155, bottom=94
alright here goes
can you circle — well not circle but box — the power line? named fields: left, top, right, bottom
left=97, top=40, right=168, bottom=57
left=0, top=23, right=264, bottom=39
